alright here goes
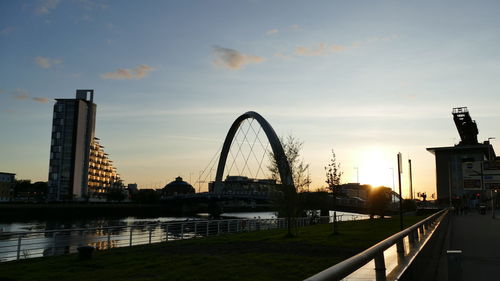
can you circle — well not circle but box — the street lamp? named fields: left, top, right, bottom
left=354, top=167, right=359, bottom=184
left=488, top=137, right=496, bottom=162
left=390, top=167, right=395, bottom=202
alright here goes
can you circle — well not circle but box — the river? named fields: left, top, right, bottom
left=0, top=211, right=367, bottom=262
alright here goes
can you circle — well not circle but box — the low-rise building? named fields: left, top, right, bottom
left=0, top=172, right=15, bottom=202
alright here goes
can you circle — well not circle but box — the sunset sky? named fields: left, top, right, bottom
left=1, top=0, right=500, bottom=197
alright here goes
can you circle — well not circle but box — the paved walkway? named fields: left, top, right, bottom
left=449, top=209, right=500, bottom=281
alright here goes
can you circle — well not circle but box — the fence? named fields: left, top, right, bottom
left=304, top=209, right=449, bottom=281
left=0, top=212, right=365, bottom=262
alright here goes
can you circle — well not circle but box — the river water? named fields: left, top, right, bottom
left=0, top=211, right=367, bottom=262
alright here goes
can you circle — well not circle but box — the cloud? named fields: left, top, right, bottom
left=0, top=27, right=14, bottom=35
left=266, top=29, right=278, bottom=35
left=100, top=64, right=155, bottom=80
left=295, top=43, right=328, bottom=56
left=32, top=97, right=50, bottom=103
left=274, top=53, right=292, bottom=60
left=295, top=43, right=348, bottom=56
left=290, top=24, right=302, bottom=31
left=13, top=89, right=29, bottom=100
left=35, top=56, right=62, bottom=69
left=331, top=44, right=347, bottom=52
left=77, top=0, right=109, bottom=11
left=0, top=89, right=5, bottom=94
left=212, top=46, right=265, bottom=70
left=35, top=0, right=60, bottom=15
left=10, top=89, right=50, bottom=104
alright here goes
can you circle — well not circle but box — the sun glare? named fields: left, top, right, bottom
left=358, top=148, right=394, bottom=189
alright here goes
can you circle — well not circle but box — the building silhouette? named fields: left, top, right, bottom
left=427, top=107, right=499, bottom=204
left=48, top=90, right=122, bottom=201
left=0, top=172, right=15, bottom=202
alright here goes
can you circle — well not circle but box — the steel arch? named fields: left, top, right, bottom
left=215, top=111, right=294, bottom=187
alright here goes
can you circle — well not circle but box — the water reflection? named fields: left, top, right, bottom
left=0, top=211, right=363, bottom=262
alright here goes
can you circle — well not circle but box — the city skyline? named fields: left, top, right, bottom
left=2, top=1, right=500, bottom=197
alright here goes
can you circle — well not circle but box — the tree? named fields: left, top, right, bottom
left=268, top=135, right=311, bottom=236
left=268, top=135, right=311, bottom=192
left=367, top=186, right=392, bottom=219
left=325, top=149, right=343, bottom=201
left=325, top=149, right=343, bottom=234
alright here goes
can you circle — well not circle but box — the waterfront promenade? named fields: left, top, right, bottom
left=448, top=209, right=500, bottom=281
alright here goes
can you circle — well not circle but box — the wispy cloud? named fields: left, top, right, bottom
left=13, top=89, right=29, bottom=100
left=274, top=53, right=292, bottom=60
left=0, top=89, right=5, bottom=94
left=35, top=0, right=60, bottom=15
left=10, top=89, right=50, bottom=104
left=100, top=64, right=155, bottom=80
left=35, top=56, right=62, bottom=69
left=295, top=43, right=329, bottom=56
left=290, top=24, right=302, bottom=31
left=77, top=0, right=109, bottom=11
left=32, top=97, right=50, bottom=103
left=291, top=35, right=396, bottom=58
left=266, top=29, right=278, bottom=36
left=0, top=27, right=14, bottom=35
left=212, top=46, right=265, bottom=70
left=330, top=44, right=347, bottom=52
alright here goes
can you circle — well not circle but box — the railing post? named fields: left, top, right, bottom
left=194, top=221, right=198, bottom=237
left=217, top=221, right=220, bottom=235
left=51, top=232, right=57, bottom=256
left=149, top=229, right=153, bottom=244
left=129, top=228, right=133, bottom=246
left=107, top=231, right=111, bottom=249
left=374, top=252, right=387, bottom=281
left=396, top=239, right=405, bottom=256
left=16, top=236, right=22, bottom=260
left=206, top=221, right=210, bottom=237
left=80, top=230, right=86, bottom=247
left=408, top=231, right=415, bottom=245
left=333, top=211, right=337, bottom=234
left=447, top=250, right=462, bottom=281
left=181, top=223, right=184, bottom=239
left=237, top=220, right=240, bottom=232
left=165, top=224, right=169, bottom=242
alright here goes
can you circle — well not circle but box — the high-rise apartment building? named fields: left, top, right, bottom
left=48, top=90, right=122, bottom=201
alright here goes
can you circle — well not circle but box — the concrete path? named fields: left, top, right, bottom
left=449, top=209, right=500, bottom=281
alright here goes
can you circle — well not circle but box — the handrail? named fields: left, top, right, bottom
left=304, top=209, right=449, bottom=281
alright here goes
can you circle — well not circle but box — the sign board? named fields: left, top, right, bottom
left=462, top=161, right=500, bottom=190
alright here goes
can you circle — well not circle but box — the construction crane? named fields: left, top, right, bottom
left=452, top=107, right=479, bottom=145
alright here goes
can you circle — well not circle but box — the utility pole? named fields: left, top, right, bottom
left=398, top=153, right=404, bottom=230
left=409, top=159, right=413, bottom=200
left=390, top=167, right=396, bottom=202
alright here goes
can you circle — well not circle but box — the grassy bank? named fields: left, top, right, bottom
left=0, top=215, right=426, bottom=281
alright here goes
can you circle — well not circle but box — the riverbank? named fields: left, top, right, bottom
left=0, top=203, right=272, bottom=222
left=0, top=215, right=427, bottom=281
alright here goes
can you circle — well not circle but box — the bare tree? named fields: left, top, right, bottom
left=268, top=135, right=311, bottom=236
left=325, top=149, right=343, bottom=234
left=325, top=149, right=343, bottom=196
left=268, top=135, right=311, bottom=192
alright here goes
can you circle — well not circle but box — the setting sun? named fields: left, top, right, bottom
left=356, top=148, right=395, bottom=189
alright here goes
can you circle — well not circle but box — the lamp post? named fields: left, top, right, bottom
left=390, top=168, right=395, bottom=202
left=488, top=137, right=496, bottom=162
left=397, top=153, right=403, bottom=230
left=354, top=167, right=359, bottom=184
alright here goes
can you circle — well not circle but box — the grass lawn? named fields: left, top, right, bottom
left=0, top=215, right=427, bottom=281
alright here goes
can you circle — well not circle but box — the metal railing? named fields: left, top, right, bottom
left=0, top=213, right=366, bottom=262
left=304, top=209, right=449, bottom=281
